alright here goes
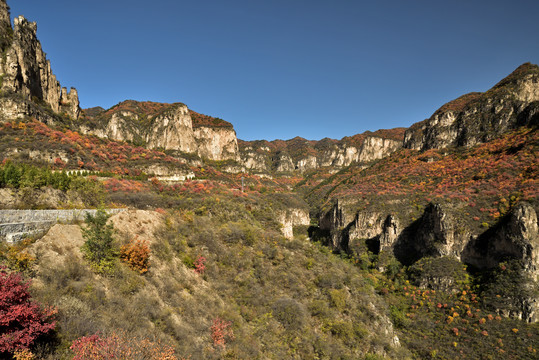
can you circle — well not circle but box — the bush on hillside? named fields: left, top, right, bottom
left=0, top=267, right=56, bottom=356
left=120, top=238, right=150, bottom=274
left=70, top=332, right=179, bottom=359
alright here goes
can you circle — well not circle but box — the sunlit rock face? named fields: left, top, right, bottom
left=404, top=63, right=539, bottom=151
left=239, top=132, right=404, bottom=174
left=0, top=5, right=80, bottom=122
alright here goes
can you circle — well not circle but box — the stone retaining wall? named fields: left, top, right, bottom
left=0, top=209, right=125, bottom=243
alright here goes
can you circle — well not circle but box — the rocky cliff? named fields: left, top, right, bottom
left=190, top=110, right=240, bottom=161
left=239, top=128, right=405, bottom=173
left=80, top=102, right=240, bottom=162
left=320, top=199, right=539, bottom=321
left=277, top=208, right=311, bottom=239
left=404, top=63, right=539, bottom=150
left=0, top=1, right=80, bottom=122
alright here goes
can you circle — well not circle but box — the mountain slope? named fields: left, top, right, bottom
left=404, top=63, right=539, bottom=150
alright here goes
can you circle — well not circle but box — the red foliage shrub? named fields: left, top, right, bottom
left=210, top=317, right=234, bottom=349
left=194, top=255, right=206, bottom=275
left=70, top=332, right=179, bottom=359
left=0, top=267, right=56, bottom=355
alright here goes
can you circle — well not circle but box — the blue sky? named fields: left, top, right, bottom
left=8, top=0, right=539, bottom=141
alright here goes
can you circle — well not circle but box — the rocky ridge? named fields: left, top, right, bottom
left=80, top=101, right=240, bottom=162
left=239, top=128, right=405, bottom=173
left=404, top=63, right=539, bottom=150
left=320, top=199, right=539, bottom=321
left=81, top=100, right=404, bottom=172
left=0, top=0, right=406, bottom=173
left=0, top=1, right=80, bottom=122
left=315, top=64, right=539, bottom=323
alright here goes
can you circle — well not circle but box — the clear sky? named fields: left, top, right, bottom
left=8, top=0, right=539, bottom=141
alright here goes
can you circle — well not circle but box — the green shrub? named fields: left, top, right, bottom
left=389, top=305, right=410, bottom=328
left=68, top=176, right=105, bottom=206
left=272, top=297, right=308, bottom=330
left=328, top=288, right=347, bottom=312
left=80, top=210, right=118, bottom=273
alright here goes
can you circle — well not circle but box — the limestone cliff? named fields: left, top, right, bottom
left=0, top=1, right=80, bottom=121
left=320, top=199, right=539, bottom=321
left=146, top=105, right=197, bottom=153
left=81, top=101, right=197, bottom=153
left=463, top=203, right=539, bottom=279
left=404, top=63, right=539, bottom=151
left=190, top=110, right=239, bottom=161
left=81, top=101, right=240, bottom=162
left=240, top=128, right=405, bottom=174
left=277, top=208, right=310, bottom=239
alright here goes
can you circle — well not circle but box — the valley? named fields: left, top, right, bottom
left=0, top=1, right=537, bottom=359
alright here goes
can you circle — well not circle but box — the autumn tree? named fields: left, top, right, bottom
left=81, top=210, right=117, bottom=273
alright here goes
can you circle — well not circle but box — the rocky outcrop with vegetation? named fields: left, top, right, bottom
left=404, top=63, right=539, bottom=150
left=239, top=128, right=405, bottom=174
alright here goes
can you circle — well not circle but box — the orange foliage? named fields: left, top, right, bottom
left=120, top=238, right=150, bottom=274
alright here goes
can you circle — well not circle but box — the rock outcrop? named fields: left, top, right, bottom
left=463, top=203, right=539, bottom=279
left=393, top=203, right=471, bottom=265
left=146, top=105, right=198, bottom=153
left=322, top=201, right=537, bottom=271
left=81, top=101, right=197, bottom=153
left=81, top=102, right=240, bottom=162
left=191, top=110, right=240, bottom=161
left=320, top=200, right=539, bottom=321
left=404, top=63, right=539, bottom=151
left=277, top=208, right=310, bottom=239
left=240, top=128, right=405, bottom=174
left=0, top=1, right=80, bottom=121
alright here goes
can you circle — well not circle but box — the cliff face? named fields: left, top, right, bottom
left=81, top=101, right=240, bottom=161
left=321, top=200, right=539, bottom=321
left=240, top=128, right=405, bottom=173
left=81, top=101, right=197, bottom=153
left=404, top=63, right=539, bottom=150
left=190, top=110, right=239, bottom=161
left=0, top=2, right=80, bottom=121
left=463, top=203, right=539, bottom=279
left=277, top=208, right=310, bottom=239
left=146, top=105, right=198, bottom=153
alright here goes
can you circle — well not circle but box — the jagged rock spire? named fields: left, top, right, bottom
left=0, top=0, right=81, bottom=120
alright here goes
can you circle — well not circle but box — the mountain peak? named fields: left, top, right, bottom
left=492, top=62, right=539, bottom=90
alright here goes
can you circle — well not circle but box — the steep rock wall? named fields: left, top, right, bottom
left=277, top=208, right=310, bottom=239
left=463, top=203, right=539, bottom=278
left=146, top=105, right=198, bottom=153
left=321, top=201, right=539, bottom=321
left=0, top=4, right=80, bottom=121
left=81, top=102, right=242, bottom=162
left=193, top=126, right=240, bottom=161
left=240, top=135, right=403, bottom=173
